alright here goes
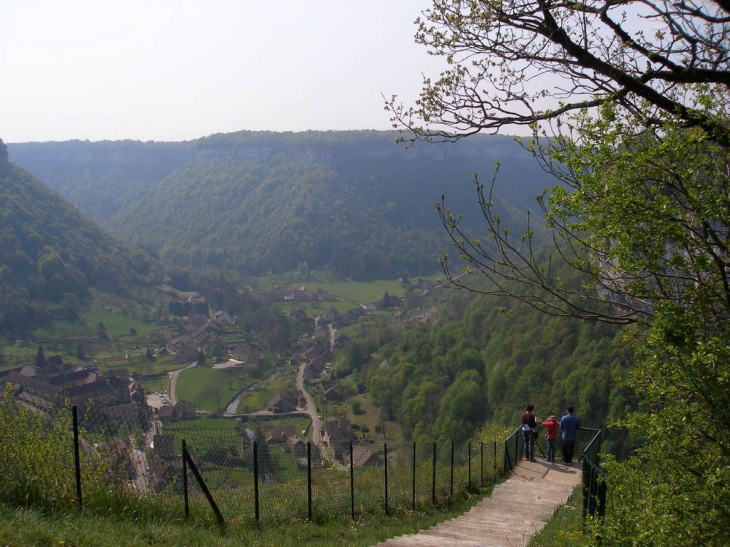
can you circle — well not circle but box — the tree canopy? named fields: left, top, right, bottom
left=387, top=0, right=730, bottom=146
left=390, top=0, right=730, bottom=544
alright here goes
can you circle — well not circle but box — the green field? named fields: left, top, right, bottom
left=176, top=366, right=259, bottom=412
left=235, top=368, right=299, bottom=413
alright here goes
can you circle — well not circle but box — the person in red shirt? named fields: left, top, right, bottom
left=541, top=415, right=559, bottom=462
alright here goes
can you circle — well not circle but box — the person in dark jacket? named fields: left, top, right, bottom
left=521, top=404, right=537, bottom=462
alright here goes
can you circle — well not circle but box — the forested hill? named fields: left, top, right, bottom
left=9, top=140, right=189, bottom=222
left=9, top=130, right=555, bottom=280
left=111, top=130, right=555, bottom=279
left=0, top=146, right=161, bottom=334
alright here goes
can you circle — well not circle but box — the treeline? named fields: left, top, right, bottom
left=341, top=278, right=635, bottom=455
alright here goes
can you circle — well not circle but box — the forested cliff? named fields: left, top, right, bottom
left=10, top=131, right=555, bottom=280
left=0, top=150, right=160, bottom=333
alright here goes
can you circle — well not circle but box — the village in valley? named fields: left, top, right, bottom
left=1, top=279, right=432, bottom=492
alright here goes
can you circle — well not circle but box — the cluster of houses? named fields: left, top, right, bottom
left=164, top=313, right=227, bottom=362
left=161, top=307, right=261, bottom=365
left=1, top=348, right=149, bottom=433
left=264, top=388, right=378, bottom=468
left=266, top=418, right=378, bottom=468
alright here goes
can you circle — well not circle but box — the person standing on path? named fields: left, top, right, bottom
left=541, top=415, right=559, bottom=462
left=521, top=404, right=537, bottom=462
left=560, top=406, right=581, bottom=465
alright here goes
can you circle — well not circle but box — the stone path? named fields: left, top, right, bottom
left=374, top=459, right=582, bottom=547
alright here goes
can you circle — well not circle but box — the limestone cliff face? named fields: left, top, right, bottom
left=0, top=139, right=8, bottom=163
left=188, top=130, right=525, bottom=166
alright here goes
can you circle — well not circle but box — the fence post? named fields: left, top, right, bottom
left=350, top=442, right=355, bottom=521
left=412, top=441, right=416, bottom=511
left=468, top=442, right=472, bottom=492
left=504, top=439, right=510, bottom=473
left=72, top=406, right=82, bottom=512
left=450, top=442, right=454, bottom=499
left=432, top=442, right=437, bottom=505
left=181, top=439, right=225, bottom=530
left=384, top=443, right=389, bottom=516
left=183, top=439, right=189, bottom=520
left=480, top=442, right=484, bottom=488
left=493, top=440, right=497, bottom=475
left=598, top=479, right=607, bottom=518
left=307, top=441, right=312, bottom=522
left=253, top=441, right=260, bottom=522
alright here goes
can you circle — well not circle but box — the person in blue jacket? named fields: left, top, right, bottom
left=559, top=406, right=581, bottom=465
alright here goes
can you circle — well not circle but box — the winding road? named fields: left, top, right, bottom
left=296, top=356, right=322, bottom=447
left=167, top=362, right=197, bottom=405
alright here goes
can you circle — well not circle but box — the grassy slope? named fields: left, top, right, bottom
left=0, top=486, right=586, bottom=547
left=0, top=493, right=487, bottom=547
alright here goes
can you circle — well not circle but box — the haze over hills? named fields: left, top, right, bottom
left=10, top=130, right=556, bottom=280
left=0, top=140, right=161, bottom=334
left=8, top=140, right=189, bottom=222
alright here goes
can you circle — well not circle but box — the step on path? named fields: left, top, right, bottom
left=374, top=459, right=582, bottom=547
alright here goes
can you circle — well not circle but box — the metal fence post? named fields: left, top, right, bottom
left=307, top=441, right=312, bottom=522
left=480, top=441, right=484, bottom=488
left=72, top=406, right=82, bottom=513
left=350, top=442, right=355, bottom=521
left=384, top=443, right=389, bottom=516
left=253, top=441, right=260, bottom=522
left=450, top=442, right=454, bottom=499
left=493, top=440, right=497, bottom=475
left=181, top=440, right=224, bottom=530
left=183, top=439, right=189, bottom=520
left=412, top=441, right=416, bottom=511
left=432, top=442, right=437, bottom=505
left=468, top=442, right=472, bottom=492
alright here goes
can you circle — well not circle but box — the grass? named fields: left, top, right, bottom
left=528, top=486, right=586, bottom=547
left=0, top=491, right=487, bottom=547
left=0, top=475, right=585, bottom=547
left=235, top=368, right=299, bottom=413
left=176, top=366, right=253, bottom=412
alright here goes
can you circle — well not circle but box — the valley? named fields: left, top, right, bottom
left=0, top=130, right=631, bottom=541
left=0, top=129, right=632, bottom=466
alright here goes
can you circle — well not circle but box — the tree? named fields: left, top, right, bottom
left=387, top=0, right=730, bottom=147
left=97, top=321, right=109, bottom=341
left=390, top=1, right=730, bottom=544
left=34, top=344, right=46, bottom=368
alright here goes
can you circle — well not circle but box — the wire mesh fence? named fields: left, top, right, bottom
left=61, top=404, right=506, bottom=524
left=3, top=393, right=605, bottom=528
left=173, top=434, right=504, bottom=524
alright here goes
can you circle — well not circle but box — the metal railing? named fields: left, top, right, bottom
left=581, top=428, right=606, bottom=520
left=504, top=425, right=606, bottom=523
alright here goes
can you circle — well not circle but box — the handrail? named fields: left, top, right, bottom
left=581, top=428, right=606, bottom=521
left=505, top=425, right=606, bottom=523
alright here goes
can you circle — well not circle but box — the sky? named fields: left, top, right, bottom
left=2, top=0, right=449, bottom=143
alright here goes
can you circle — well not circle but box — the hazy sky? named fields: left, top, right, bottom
left=3, top=0, right=450, bottom=143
